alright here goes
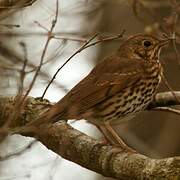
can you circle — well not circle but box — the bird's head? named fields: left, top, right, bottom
left=118, top=34, right=169, bottom=61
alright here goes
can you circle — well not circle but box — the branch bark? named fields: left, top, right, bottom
left=25, top=121, right=180, bottom=180
left=147, top=91, right=180, bottom=109
left=0, top=91, right=180, bottom=179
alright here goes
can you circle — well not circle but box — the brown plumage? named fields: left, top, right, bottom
left=29, top=34, right=169, bottom=151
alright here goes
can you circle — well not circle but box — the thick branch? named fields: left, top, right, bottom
left=147, top=91, right=180, bottom=109
left=21, top=121, right=180, bottom=180
left=0, top=91, right=180, bottom=179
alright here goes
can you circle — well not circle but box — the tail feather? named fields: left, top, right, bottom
left=27, top=102, right=67, bottom=127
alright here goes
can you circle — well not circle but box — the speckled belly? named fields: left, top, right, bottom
left=95, top=75, right=161, bottom=125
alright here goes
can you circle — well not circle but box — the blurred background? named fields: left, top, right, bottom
left=0, top=0, right=179, bottom=179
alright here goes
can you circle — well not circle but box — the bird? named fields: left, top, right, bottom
left=28, top=34, right=169, bottom=151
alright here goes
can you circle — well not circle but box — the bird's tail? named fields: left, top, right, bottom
left=26, top=102, right=67, bottom=127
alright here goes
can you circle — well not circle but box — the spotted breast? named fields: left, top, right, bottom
left=92, top=60, right=162, bottom=125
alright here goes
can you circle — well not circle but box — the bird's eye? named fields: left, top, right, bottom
left=142, top=40, right=152, bottom=48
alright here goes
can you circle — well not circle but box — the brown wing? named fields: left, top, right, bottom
left=33, top=54, right=145, bottom=125
left=52, top=54, right=145, bottom=119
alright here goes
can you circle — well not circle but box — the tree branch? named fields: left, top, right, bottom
left=20, top=121, right=180, bottom=180
left=147, top=91, right=180, bottom=109
left=0, top=91, right=180, bottom=179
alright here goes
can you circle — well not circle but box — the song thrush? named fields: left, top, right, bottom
left=29, top=34, right=169, bottom=151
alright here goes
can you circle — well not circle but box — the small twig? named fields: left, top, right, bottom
left=132, top=0, right=172, bottom=34
left=40, top=33, right=99, bottom=99
left=26, top=40, right=67, bottom=74
left=0, top=64, right=20, bottom=71
left=18, top=42, right=28, bottom=96
left=21, top=0, right=59, bottom=104
left=47, top=156, right=61, bottom=180
left=152, top=106, right=180, bottom=115
left=84, top=30, right=125, bottom=49
left=161, top=74, right=180, bottom=103
left=0, top=0, right=37, bottom=9
left=34, top=21, right=49, bottom=32
left=43, top=39, right=68, bottom=65
left=2, top=43, right=29, bottom=129
left=0, top=23, right=20, bottom=28
left=0, top=140, right=37, bottom=161
left=168, top=0, right=180, bottom=66
left=132, top=0, right=145, bottom=24
left=41, top=30, right=125, bottom=99
left=53, top=36, right=87, bottom=42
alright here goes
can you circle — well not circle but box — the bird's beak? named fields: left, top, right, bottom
left=150, top=38, right=169, bottom=60
left=158, top=38, right=170, bottom=48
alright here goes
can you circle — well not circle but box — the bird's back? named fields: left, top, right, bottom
left=49, top=56, right=162, bottom=125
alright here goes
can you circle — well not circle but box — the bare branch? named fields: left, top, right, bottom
left=0, top=139, right=37, bottom=161
left=152, top=107, right=180, bottom=115
left=40, top=33, right=99, bottom=99
left=0, top=91, right=180, bottom=179
left=0, top=0, right=37, bottom=9
left=41, top=30, right=125, bottom=99
left=19, top=121, right=180, bottom=180
left=18, top=42, right=28, bottom=96
left=147, top=91, right=180, bottom=109
left=161, top=74, right=180, bottom=103
left=170, top=0, right=180, bottom=65
left=21, top=0, right=59, bottom=103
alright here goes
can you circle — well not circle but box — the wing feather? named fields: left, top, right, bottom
left=57, top=55, right=145, bottom=119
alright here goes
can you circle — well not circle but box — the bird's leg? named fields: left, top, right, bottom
left=97, top=125, right=116, bottom=145
left=104, top=121, right=136, bottom=153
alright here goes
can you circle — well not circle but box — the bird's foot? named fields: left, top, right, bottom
left=100, top=137, right=136, bottom=153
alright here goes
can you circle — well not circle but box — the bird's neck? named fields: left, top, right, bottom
left=144, top=59, right=163, bottom=78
